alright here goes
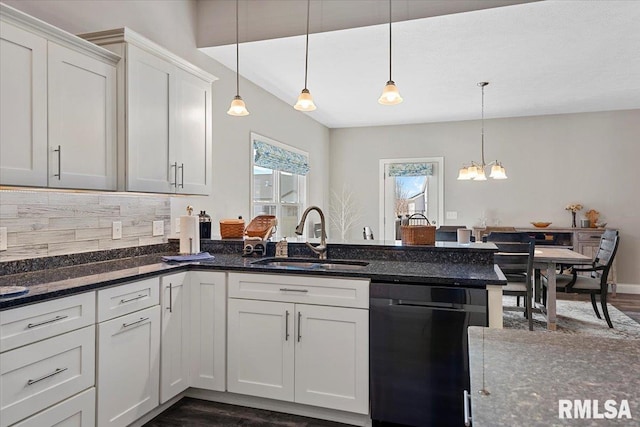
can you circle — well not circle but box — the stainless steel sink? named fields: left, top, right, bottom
left=251, top=258, right=369, bottom=270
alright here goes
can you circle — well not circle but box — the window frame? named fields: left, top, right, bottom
left=250, top=132, right=308, bottom=238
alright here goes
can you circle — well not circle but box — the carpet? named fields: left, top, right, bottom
left=502, top=296, right=640, bottom=339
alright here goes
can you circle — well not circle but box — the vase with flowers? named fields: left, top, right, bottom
left=565, top=203, right=583, bottom=228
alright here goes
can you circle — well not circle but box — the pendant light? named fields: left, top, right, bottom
left=457, top=82, right=507, bottom=180
left=227, top=0, right=249, bottom=116
left=378, top=0, right=402, bottom=105
left=294, top=0, right=316, bottom=111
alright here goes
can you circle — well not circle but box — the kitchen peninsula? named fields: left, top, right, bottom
left=0, top=240, right=504, bottom=427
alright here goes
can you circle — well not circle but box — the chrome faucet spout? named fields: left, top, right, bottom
left=295, top=206, right=328, bottom=259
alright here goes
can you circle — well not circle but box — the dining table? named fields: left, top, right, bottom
left=532, top=247, right=592, bottom=330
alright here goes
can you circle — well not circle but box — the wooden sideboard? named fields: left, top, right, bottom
left=473, top=227, right=618, bottom=294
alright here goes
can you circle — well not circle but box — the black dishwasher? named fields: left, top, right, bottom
left=370, top=282, right=487, bottom=427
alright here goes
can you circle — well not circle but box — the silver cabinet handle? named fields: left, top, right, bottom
left=279, top=288, right=309, bottom=293
left=297, top=311, right=302, bottom=342
left=53, top=145, right=61, bottom=180
left=167, top=283, right=173, bottom=313
left=27, top=367, right=67, bottom=386
left=464, top=390, right=472, bottom=426
left=170, top=162, right=178, bottom=187
left=27, top=315, right=68, bottom=328
left=122, top=317, right=149, bottom=328
left=285, top=310, right=290, bottom=341
left=178, top=163, right=184, bottom=188
left=120, top=294, right=146, bottom=304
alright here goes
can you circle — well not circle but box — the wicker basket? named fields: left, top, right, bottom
left=219, top=219, right=245, bottom=238
left=245, top=215, right=278, bottom=239
left=401, top=213, right=436, bottom=245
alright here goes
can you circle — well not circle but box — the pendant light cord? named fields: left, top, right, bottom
left=388, top=0, right=392, bottom=81
left=235, top=0, right=240, bottom=97
left=479, top=82, right=487, bottom=166
left=304, top=0, right=310, bottom=89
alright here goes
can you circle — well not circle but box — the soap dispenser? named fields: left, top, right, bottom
left=275, top=238, right=288, bottom=258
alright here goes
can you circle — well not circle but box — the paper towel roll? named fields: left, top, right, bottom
left=180, top=215, right=200, bottom=254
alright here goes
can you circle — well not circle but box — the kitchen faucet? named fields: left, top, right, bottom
left=295, top=206, right=328, bottom=259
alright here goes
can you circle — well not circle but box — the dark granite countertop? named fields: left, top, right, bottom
left=468, top=327, right=640, bottom=426
left=1, top=246, right=505, bottom=310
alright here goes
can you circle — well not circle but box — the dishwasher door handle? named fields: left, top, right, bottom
left=464, top=390, right=472, bottom=426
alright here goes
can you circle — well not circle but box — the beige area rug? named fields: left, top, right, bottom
left=502, top=296, right=640, bottom=339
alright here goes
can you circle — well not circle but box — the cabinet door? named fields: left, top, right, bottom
left=126, top=44, right=174, bottom=193
left=0, top=22, right=47, bottom=186
left=189, top=271, right=226, bottom=391
left=97, top=306, right=160, bottom=427
left=294, top=304, right=369, bottom=414
left=227, top=299, right=294, bottom=401
left=11, top=387, right=95, bottom=427
left=47, top=42, right=116, bottom=190
left=173, top=68, right=212, bottom=195
left=160, top=272, right=190, bottom=403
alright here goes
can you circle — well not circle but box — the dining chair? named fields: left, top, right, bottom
left=542, top=229, right=619, bottom=328
left=485, top=232, right=534, bottom=307
left=494, top=241, right=536, bottom=331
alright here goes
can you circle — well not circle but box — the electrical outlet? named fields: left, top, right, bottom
left=175, top=218, right=181, bottom=234
left=0, top=227, right=7, bottom=251
left=112, top=221, right=122, bottom=240
left=446, top=211, right=458, bottom=220
left=153, top=220, right=164, bottom=237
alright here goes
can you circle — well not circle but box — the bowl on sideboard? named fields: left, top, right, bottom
left=531, top=222, right=552, bottom=228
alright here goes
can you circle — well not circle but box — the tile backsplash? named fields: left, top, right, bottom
left=0, top=189, right=170, bottom=262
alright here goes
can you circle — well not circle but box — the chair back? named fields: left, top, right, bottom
left=493, top=241, right=535, bottom=284
left=592, top=230, right=619, bottom=279
left=435, top=229, right=457, bottom=241
left=485, top=231, right=533, bottom=243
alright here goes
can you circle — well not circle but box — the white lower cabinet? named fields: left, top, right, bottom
left=227, top=273, right=369, bottom=415
left=96, top=305, right=160, bottom=427
left=189, top=271, right=226, bottom=391
left=0, top=325, right=95, bottom=427
left=12, top=387, right=96, bottom=427
left=160, top=272, right=190, bottom=403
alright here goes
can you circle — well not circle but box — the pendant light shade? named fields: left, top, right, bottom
left=379, top=0, right=402, bottom=105
left=294, top=0, right=316, bottom=111
left=227, top=0, right=249, bottom=116
left=457, top=82, right=508, bottom=181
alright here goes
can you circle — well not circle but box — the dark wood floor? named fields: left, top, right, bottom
left=145, top=293, right=640, bottom=426
left=143, top=398, right=349, bottom=427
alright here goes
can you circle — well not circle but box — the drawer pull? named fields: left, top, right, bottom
left=120, top=294, right=147, bottom=304
left=122, top=317, right=149, bottom=328
left=27, top=315, right=68, bottom=328
left=27, top=367, right=68, bottom=386
left=279, top=288, right=309, bottom=293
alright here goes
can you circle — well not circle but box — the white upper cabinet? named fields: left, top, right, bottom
left=0, top=4, right=119, bottom=190
left=80, top=28, right=216, bottom=195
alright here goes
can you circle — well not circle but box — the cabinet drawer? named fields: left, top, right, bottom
left=97, top=277, right=159, bottom=322
left=1, top=292, right=95, bottom=352
left=228, top=273, right=369, bottom=309
left=0, top=325, right=95, bottom=427
left=577, top=231, right=603, bottom=241
left=12, top=387, right=95, bottom=427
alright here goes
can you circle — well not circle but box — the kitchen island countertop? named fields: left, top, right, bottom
left=1, top=249, right=505, bottom=310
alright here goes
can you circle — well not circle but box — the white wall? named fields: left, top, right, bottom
left=330, top=109, right=640, bottom=286
left=5, top=0, right=331, bottom=234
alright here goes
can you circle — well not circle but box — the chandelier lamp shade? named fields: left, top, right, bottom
left=378, top=0, right=402, bottom=105
left=457, top=82, right=507, bottom=180
left=294, top=0, right=316, bottom=111
left=227, top=0, right=249, bottom=116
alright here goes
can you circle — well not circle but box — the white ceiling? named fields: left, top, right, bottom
left=201, top=0, right=640, bottom=129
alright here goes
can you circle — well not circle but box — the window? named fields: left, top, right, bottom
left=251, top=133, right=308, bottom=237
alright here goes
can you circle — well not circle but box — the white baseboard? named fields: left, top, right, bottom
left=611, top=283, right=640, bottom=294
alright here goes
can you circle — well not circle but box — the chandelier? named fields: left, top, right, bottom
left=457, top=82, right=507, bottom=180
